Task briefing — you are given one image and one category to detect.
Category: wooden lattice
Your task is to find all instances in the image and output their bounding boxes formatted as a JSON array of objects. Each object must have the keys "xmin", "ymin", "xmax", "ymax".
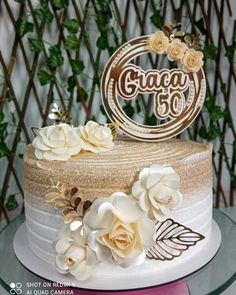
[{"xmin": 0, "ymin": 0, "xmax": 235, "ymax": 224}]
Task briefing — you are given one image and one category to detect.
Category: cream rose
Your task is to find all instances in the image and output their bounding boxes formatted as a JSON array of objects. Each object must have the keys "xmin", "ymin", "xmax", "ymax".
[
  {"xmin": 182, "ymin": 49, "xmax": 204, "ymax": 72},
  {"xmin": 167, "ymin": 38, "xmax": 188, "ymax": 61},
  {"xmin": 54, "ymin": 225, "xmax": 99, "ymax": 281},
  {"xmin": 83, "ymin": 192, "xmax": 155, "ymax": 267},
  {"xmin": 132, "ymin": 165, "xmax": 183, "ymax": 220},
  {"xmin": 79, "ymin": 121, "xmax": 114, "ymax": 153},
  {"xmin": 32, "ymin": 123, "xmax": 81, "ymax": 161},
  {"xmin": 148, "ymin": 31, "xmax": 169, "ymax": 54}
]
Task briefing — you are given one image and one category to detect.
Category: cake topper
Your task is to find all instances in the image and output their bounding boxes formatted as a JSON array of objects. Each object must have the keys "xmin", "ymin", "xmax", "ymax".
[{"xmin": 101, "ymin": 24, "xmax": 206, "ymax": 141}]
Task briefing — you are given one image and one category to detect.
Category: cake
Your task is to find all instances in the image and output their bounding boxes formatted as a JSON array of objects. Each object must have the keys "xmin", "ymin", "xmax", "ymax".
[{"xmin": 23, "ymin": 26, "xmax": 213, "ymax": 283}]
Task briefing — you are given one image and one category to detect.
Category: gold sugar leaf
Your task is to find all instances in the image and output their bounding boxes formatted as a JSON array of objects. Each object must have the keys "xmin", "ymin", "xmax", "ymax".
[
  {"xmin": 55, "ymin": 202, "xmax": 68, "ymax": 209},
  {"xmin": 45, "ymin": 182, "xmax": 92, "ymax": 224},
  {"xmin": 45, "ymin": 192, "xmax": 64, "ymax": 202},
  {"xmin": 70, "ymin": 195, "xmax": 81, "ymax": 208},
  {"xmin": 146, "ymin": 219, "xmax": 205, "ymax": 261},
  {"xmin": 162, "ymin": 25, "xmax": 172, "ymax": 37},
  {"xmin": 83, "ymin": 200, "xmax": 92, "ymax": 214},
  {"xmin": 175, "ymin": 31, "xmax": 185, "ymax": 37},
  {"xmin": 70, "ymin": 187, "xmax": 78, "ymax": 196},
  {"xmin": 63, "ymin": 208, "xmax": 74, "ymax": 215},
  {"xmin": 184, "ymin": 35, "xmax": 192, "ymax": 44},
  {"xmin": 106, "ymin": 122, "xmax": 120, "ymax": 139}
]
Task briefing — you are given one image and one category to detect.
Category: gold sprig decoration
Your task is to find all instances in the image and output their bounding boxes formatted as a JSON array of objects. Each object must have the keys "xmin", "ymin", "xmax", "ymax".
[
  {"xmin": 162, "ymin": 22, "xmax": 201, "ymax": 50},
  {"xmin": 48, "ymin": 103, "xmax": 72, "ymax": 125},
  {"xmin": 106, "ymin": 121, "xmax": 120, "ymax": 139},
  {"xmin": 45, "ymin": 181, "xmax": 92, "ymax": 224}
]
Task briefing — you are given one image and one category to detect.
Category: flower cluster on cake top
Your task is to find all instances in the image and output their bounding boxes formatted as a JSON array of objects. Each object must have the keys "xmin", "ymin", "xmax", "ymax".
[
  {"xmin": 148, "ymin": 23, "xmax": 204, "ymax": 72},
  {"xmin": 32, "ymin": 104, "xmax": 115, "ymax": 161}
]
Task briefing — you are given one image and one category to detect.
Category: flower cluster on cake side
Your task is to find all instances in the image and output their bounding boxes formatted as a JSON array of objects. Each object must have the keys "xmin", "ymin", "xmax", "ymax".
[{"xmin": 53, "ymin": 164, "xmax": 183, "ymax": 281}]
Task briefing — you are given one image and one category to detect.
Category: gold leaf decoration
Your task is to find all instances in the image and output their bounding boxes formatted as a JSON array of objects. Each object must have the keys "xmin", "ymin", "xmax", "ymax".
[
  {"xmin": 106, "ymin": 122, "xmax": 120, "ymax": 139},
  {"xmin": 146, "ymin": 219, "xmax": 205, "ymax": 261},
  {"xmin": 45, "ymin": 183, "xmax": 92, "ymax": 224}
]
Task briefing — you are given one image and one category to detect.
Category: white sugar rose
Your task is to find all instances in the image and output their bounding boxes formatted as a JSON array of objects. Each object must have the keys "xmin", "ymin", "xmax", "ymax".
[
  {"xmin": 132, "ymin": 165, "xmax": 183, "ymax": 220},
  {"xmin": 79, "ymin": 121, "xmax": 114, "ymax": 153},
  {"xmin": 54, "ymin": 225, "xmax": 99, "ymax": 281},
  {"xmin": 182, "ymin": 49, "xmax": 204, "ymax": 72},
  {"xmin": 149, "ymin": 31, "xmax": 169, "ymax": 54},
  {"xmin": 32, "ymin": 123, "xmax": 81, "ymax": 161},
  {"xmin": 167, "ymin": 38, "xmax": 188, "ymax": 61},
  {"xmin": 83, "ymin": 192, "xmax": 155, "ymax": 267}
]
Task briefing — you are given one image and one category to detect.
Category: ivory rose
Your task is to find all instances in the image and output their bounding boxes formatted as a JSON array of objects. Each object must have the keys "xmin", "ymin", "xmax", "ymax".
[
  {"xmin": 132, "ymin": 164, "xmax": 183, "ymax": 220},
  {"xmin": 79, "ymin": 121, "xmax": 114, "ymax": 153},
  {"xmin": 182, "ymin": 49, "xmax": 204, "ymax": 72},
  {"xmin": 149, "ymin": 31, "xmax": 169, "ymax": 54},
  {"xmin": 83, "ymin": 192, "xmax": 155, "ymax": 267},
  {"xmin": 32, "ymin": 123, "xmax": 81, "ymax": 161},
  {"xmin": 54, "ymin": 225, "xmax": 99, "ymax": 281},
  {"xmin": 167, "ymin": 38, "xmax": 188, "ymax": 61}
]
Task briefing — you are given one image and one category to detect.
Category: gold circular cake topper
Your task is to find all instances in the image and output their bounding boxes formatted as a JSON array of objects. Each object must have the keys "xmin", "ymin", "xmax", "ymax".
[{"xmin": 101, "ymin": 30, "xmax": 206, "ymax": 142}]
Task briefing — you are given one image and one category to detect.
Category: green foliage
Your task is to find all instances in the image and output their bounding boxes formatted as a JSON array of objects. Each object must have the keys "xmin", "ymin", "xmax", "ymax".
[
  {"xmin": 0, "ymin": 110, "xmax": 10, "ymax": 158},
  {"xmin": 100, "ymin": 105, "xmax": 107, "ymax": 116},
  {"xmin": 0, "ymin": 110, "xmax": 4, "ymax": 122},
  {"xmin": 95, "ymin": 3, "xmax": 112, "ymax": 51},
  {"xmin": 34, "ymin": 2, "xmax": 54, "ymax": 23},
  {"xmin": 194, "ymin": 18, "xmax": 207, "ymax": 35},
  {"xmin": 37, "ymin": 70, "xmax": 54, "ymax": 85},
  {"xmin": 145, "ymin": 114, "xmax": 157, "ymax": 126},
  {"xmin": 203, "ymin": 44, "xmax": 218, "ymax": 60},
  {"xmin": 70, "ymin": 60, "xmax": 85, "ymax": 75},
  {"xmin": 77, "ymin": 87, "xmax": 88, "ymax": 102},
  {"xmin": 67, "ymin": 75, "xmax": 77, "ymax": 93},
  {"xmin": 51, "ymin": 0, "xmax": 69, "ymax": 9},
  {"xmin": 220, "ymin": 83, "xmax": 227, "ymax": 96},
  {"xmin": 15, "ymin": 17, "xmax": 34, "ymax": 38},
  {"xmin": 225, "ymin": 45, "xmax": 235, "ymax": 63},
  {"xmin": 231, "ymin": 174, "xmax": 236, "ymax": 188},
  {"xmin": 0, "ymin": 142, "xmax": 10, "ymax": 157},
  {"xmin": 63, "ymin": 19, "xmax": 80, "ymax": 34},
  {"xmin": 97, "ymin": 35, "xmax": 109, "ymax": 50},
  {"xmin": 135, "ymin": 100, "xmax": 141, "ymax": 113},
  {"xmin": 150, "ymin": 10, "xmax": 164, "ymax": 29},
  {"xmin": 47, "ymin": 45, "xmax": 64, "ymax": 69},
  {"xmin": 122, "ymin": 104, "xmax": 135, "ymax": 118},
  {"xmin": 5, "ymin": 195, "xmax": 18, "ymax": 211},
  {"xmin": 64, "ymin": 35, "xmax": 80, "ymax": 50},
  {"xmin": 28, "ymin": 38, "xmax": 44, "ymax": 54}
]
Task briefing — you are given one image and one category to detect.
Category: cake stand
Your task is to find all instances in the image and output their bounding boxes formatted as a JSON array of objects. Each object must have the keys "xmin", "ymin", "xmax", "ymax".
[{"xmin": 0, "ymin": 209, "xmax": 235, "ymax": 295}]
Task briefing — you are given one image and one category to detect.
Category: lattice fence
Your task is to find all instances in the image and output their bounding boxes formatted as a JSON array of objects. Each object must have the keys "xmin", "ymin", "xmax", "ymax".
[{"xmin": 0, "ymin": 0, "xmax": 235, "ymax": 225}]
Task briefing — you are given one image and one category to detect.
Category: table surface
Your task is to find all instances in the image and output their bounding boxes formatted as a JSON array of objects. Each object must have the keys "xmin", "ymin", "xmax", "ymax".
[{"xmin": 0, "ymin": 209, "xmax": 235, "ymax": 295}]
